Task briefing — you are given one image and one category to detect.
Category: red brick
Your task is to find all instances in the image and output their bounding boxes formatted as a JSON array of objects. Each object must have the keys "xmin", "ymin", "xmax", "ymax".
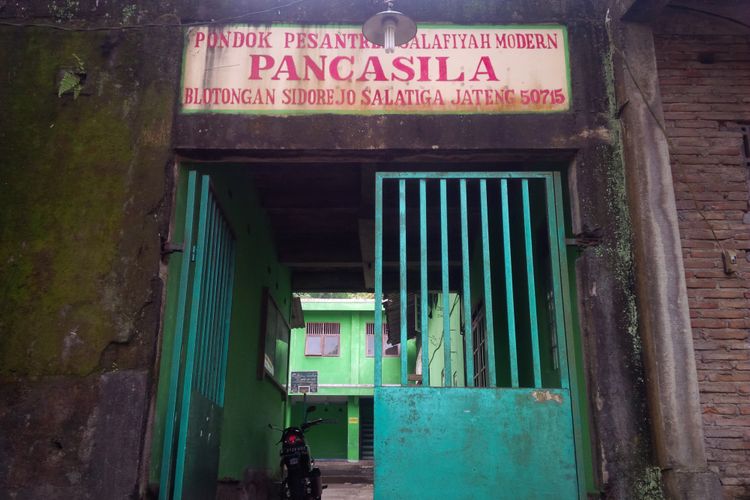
[
  {"xmin": 700, "ymin": 382, "xmax": 742, "ymax": 393},
  {"xmin": 708, "ymin": 372, "xmax": 750, "ymax": 382},
  {"xmin": 702, "ymin": 351, "xmax": 750, "ymax": 361},
  {"xmin": 656, "ymin": 32, "xmax": 750, "ymax": 497},
  {"xmin": 703, "ymin": 404, "xmax": 740, "ymax": 415}
]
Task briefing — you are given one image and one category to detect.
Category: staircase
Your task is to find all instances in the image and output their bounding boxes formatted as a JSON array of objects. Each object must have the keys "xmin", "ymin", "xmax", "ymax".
[{"xmin": 359, "ymin": 398, "xmax": 374, "ymax": 460}]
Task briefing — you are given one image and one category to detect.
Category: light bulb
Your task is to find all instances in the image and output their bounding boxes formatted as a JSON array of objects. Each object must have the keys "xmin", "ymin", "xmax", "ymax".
[{"xmin": 384, "ymin": 18, "xmax": 396, "ymax": 54}]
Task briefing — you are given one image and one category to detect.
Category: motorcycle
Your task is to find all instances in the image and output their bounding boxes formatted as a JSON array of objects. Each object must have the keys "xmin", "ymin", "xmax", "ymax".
[{"xmin": 269, "ymin": 403, "xmax": 331, "ymax": 499}]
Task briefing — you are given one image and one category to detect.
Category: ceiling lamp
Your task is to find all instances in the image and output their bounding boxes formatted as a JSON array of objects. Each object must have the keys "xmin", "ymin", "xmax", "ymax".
[{"xmin": 362, "ymin": 1, "xmax": 418, "ymax": 54}]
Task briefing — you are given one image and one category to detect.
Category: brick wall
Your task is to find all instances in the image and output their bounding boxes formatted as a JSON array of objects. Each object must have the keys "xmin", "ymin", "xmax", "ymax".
[{"xmin": 655, "ymin": 33, "xmax": 750, "ymax": 498}]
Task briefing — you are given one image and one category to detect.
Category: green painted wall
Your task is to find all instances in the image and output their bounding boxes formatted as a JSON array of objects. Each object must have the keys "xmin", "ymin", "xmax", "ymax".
[
  {"xmin": 290, "ymin": 402, "xmax": 348, "ymax": 459},
  {"xmin": 288, "ymin": 301, "xmax": 416, "ymax": 462},
  {"xmin": 150, "ymin": 165, "xmax": 292, "ymax": 483},
  {"xmin": 425, "ymin": 294, "xmax": 465, "ymax": 387}
]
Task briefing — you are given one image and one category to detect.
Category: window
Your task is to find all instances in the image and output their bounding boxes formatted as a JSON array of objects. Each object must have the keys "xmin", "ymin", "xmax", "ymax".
[
  {"xmin": 471, "ymin": 303, "xmax": 488, "ymax": 387},
  {"xmin": 365, "ymin": 323, "xmax": 400, "ymax": 357},
  {"xmin": 305, "ymin": 322, "xmax": 340, "ymax": 356}
]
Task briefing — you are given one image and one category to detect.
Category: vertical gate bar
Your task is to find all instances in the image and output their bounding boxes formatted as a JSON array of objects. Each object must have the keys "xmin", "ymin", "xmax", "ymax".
[
  {"xmin": 553, "ymin": 172, "xmax": 586, "ymax": 500},
  {"xmin": 479, "ymin": 180, "xmax": 497, "ymax": 387},
  {"xmin": 374, "ymin": 175, "xmax": 384, "ymax": 389},
  {"xmin": 440, "ymin": 179, "xmax": 452, "ymax": 387},
  {"xmin": 173, "ymin": 175, "xmax": 211, "ymax": 499},
  {"xmin": 212, "ymin": 222, "xmax": 230, "ymax": 404},
  {"xmin": 419, "ymin": 179, "xmax": 430, "ymax": 387},
  {"xmin": 209, "ymin": 217, "xmax": 228, "ymax": 403},
  {"xmin": 215, "ymin": 221, "xmax": 232, "ymax": 401},
  {"xmin": 159, "ymin": 170, "xmax": 197, "ymax": 500},
  {"xmin": 544, "ymin": 176, "xmax": 570, "ymax": 390},
  {"xmin": 201, "ymin": 201, "xmax": 220, "ymax": 398},
  {"xmin": 460, "ymin": 179, "xmax": 475, "ymax": 387},
  {"xmin": 522, "ymin": 180, "xmax": 543, "ymax": 388},
  {"xmin": 195, "ymin": 201, "xmax": 215, "ymax": 395},
  {"xmin": 399, "ymin": 179, "xmax": 408, "ymax": 387},
  {"xmin": 501, "ymin": 180, "xmax": 520, "ymax": 388},
  {"xmin": 208, "ymin": 202, "xmax": 224, "ymax": 400},
  {"xmin": 218, "ymin": 234, "xmax": 236, "ymax": 406}
]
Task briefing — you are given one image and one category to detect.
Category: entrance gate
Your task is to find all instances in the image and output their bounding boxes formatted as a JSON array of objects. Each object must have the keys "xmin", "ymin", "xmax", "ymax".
[
  {"xmin": 159, "ymin": 171, "xmax": 236, "ymax": 500},
  {"xmin": 373, "ymin": 172, "xmax": 583, "ymax": 499}
]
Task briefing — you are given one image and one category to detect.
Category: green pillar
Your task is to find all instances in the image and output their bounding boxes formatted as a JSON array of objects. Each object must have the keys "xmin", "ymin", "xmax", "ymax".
[
  {"xmin": 284, "ymin": 399, "xmax": 292, "ymax": 427},
  {"xmin": 347, "ymin": 397, "xmax": 360, "ymax": 462}
]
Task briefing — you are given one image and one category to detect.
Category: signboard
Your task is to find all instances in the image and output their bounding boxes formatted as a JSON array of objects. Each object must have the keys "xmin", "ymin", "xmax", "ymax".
[
  {"xmin": 181, "ymin": 24, "xmax": 570, "ymax": 114},
  {"xmin": 290, "ymin": 371, "xmax": 319, "ymax": 393}
]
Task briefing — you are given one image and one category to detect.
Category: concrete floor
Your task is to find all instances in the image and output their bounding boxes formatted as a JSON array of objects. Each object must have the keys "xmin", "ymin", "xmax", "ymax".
[{"xmin": 323, "ymin": 483, "xmax": 374, "ymax": 499}]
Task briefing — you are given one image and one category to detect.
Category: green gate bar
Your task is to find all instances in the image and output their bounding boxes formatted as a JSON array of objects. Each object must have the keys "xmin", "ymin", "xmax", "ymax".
[
  {"xmin": 554, "ymin": 172, "xmax": 587, "ymax": 500},
  {"xmin": 419, "ymin": 180, "xmax": 429, "ymax": 387},
  {"xmin": 206, "ymin": 209, "xmax": 224, "ymax": 403},
  {"xmin": 216, "ymin": 218, "xmax": 233, "ymax": 401},
  {"xmin": 374, "ymin": 176, "xmax": 384, "ymax": 388},
  {"xmin": 197, "ymin": 203, "xmax": 218, "ymax": 397},
  {"xmin": 173, "ymin": 175, "xmax": 211, "ymax": 499},
  {"xmin": 211, "ymin": 219, "xmax": 228, "ymax": 401},
  {"xmin": 479, "ymin": 180, "xmax": 498, "ymax": 388},
  {"xmin": 459, "ymin": 180, "xmax": 475, "ymax": 387},
  {"xmin": 545, "ymin": 176, "xmax": 570, "ymax": 391},
  {"xmin": 440, "ymin": 179, "xmax": 452, "ymax": 387},
  {"xmin": 399, "ymin": 179, "xmax": 408, "ymax": 387},
  {"xmin": 213, "ymin": 221, "xmax": 231, "ymax": 402},
  {"xmin": 500, "ymin": 180, "xmax": 519, "ymax": 388},
  {"xmin": 210, "ymin": 204, "xmax": 225, "ymax": 400},
  {"xmin": 159, "ymin": 171, "xmax": 197, "ymax": 500},
  {"xmin": 522, "ymin": 180, "xmax": 543, "ymax": 388},
  {"xmin": 218, "ymin": 232, "xmax": 236, "ymax": 404}
]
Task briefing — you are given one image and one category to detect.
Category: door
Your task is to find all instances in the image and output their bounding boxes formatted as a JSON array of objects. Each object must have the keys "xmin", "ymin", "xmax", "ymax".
[
  {"xmin": 373, "ymin": 172, "xmax": 583, "ymax": 499},
  {"xmin": 159, "ymin": 171, "xmax": 236, "ymax": 500}
]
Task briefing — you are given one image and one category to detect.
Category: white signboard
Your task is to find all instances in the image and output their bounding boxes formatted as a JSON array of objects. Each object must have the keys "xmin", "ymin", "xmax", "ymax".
[{"xmin": 181, "ymin": 24, "xmax": 571, "ymax": 114}]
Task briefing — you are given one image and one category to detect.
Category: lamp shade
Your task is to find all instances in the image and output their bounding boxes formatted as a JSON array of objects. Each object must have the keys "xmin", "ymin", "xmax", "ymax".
[{"xmin": 362, "ymin": 8, "xmax": 417, "ymax": 52}]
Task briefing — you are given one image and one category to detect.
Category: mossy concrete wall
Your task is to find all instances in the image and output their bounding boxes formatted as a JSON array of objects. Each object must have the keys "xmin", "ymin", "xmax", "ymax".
[{"xmin": 0, "ymin": 12, "xmax": 181, "ymax": 498}]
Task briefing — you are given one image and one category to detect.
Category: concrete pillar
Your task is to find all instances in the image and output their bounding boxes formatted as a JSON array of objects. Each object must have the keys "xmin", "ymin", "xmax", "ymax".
[
  {"xmin": 347, "ymin": 397, "xmax": 360, "ymax": 462},
  {"xmin": 609, "ymin": 17, "xmax": 723, "ymax": 499}
]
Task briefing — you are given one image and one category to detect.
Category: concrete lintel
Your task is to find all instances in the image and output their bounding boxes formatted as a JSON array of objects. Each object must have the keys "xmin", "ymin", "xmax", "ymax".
[{"xmin": 609, "ymin": 20, "xmax": 723, "ymax": 500}]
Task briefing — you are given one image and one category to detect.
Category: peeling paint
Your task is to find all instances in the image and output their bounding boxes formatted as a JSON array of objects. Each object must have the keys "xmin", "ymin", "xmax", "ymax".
[{"xmin": 531, "ymin": 390, "xmax": 563, "ymax": 404}]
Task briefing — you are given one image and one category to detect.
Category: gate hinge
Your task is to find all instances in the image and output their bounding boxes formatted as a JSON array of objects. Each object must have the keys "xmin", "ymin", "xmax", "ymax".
[
  {"xmin": 565, "ymin": 228, "xmax": 603, "ymax": 249},
  {"xmin": 191, "ymin": 245, "xmax": 197, "ymax": 262},
  {"xmin": 565, "ymin": 237, "xmax": 601, "ymax": 248},
  {"xmin": 160, "ymin": 241, "xmax": 184, "ymax": 257}
]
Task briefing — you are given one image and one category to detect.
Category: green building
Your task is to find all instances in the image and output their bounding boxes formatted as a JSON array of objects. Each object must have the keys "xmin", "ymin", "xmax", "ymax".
[{"xmin": 286, "ymin": 297, "xmax": 461, "ymax": 462}]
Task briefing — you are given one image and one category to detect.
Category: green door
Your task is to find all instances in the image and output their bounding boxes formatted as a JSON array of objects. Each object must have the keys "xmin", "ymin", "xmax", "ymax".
[
  {"xmin": 159, "ymin": 171, "xmax": 236, "ymax": 500},
  {"xmin": 373, "ymin": 172, "xmax": 583, "ymax": 499}
]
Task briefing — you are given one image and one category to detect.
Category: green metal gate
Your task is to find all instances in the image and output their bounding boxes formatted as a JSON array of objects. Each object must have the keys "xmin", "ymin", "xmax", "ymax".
[
  {"xmin": 159, "ymin": 171, "xmax": 236, "ymax": 500},
  {"xmin": 373, "ymin": 172, "xmax": 583, "ymax": 499}
]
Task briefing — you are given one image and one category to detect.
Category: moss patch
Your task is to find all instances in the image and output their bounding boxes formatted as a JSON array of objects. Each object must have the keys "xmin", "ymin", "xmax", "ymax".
[{"xmin": 0, "ymin": 27, "xmax": 178, "ymax": 377}]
